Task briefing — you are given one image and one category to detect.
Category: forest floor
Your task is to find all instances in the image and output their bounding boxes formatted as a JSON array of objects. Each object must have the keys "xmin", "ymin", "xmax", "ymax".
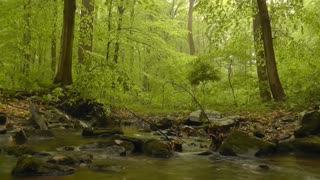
[{"xmin": 0, "ymin": 97, "xmax": 301, "ymax": 145}]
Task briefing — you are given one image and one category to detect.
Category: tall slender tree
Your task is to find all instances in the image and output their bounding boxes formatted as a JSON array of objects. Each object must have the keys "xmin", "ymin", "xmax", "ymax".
[
  {"xmin": 51, "ymin": 0, "xmax": 58, "ymax": 72},
  {"xmin": 113, "ymin": 0, "xmax": 125, "ymax": 63},
  {"xmin": 54, "ymin": 0, "xmax": 76, "ymax": 85},
  {"xmin": 187, "ymin": 0, "xmax": 196, "ymax": 55},
  {"xmin": 257, "ymin": 0, "xmax": 286, "ymax": 101},
  {"xmin": 78, "ymin": 0, "xmax": 94, "ymax": 64}
]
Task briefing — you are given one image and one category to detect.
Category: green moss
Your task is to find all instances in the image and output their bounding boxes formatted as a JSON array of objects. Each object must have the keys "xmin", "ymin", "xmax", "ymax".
[
  {"xmin": 143, "ymin": 139, "xmax": 172, "ymax": 158},
  {"xmin": 277, "ymin": 137, "xmax": 320, "ymax": 154},
  {"xmin": 218, "ymin": 130, "xmax": 276, "ymax": 157}
]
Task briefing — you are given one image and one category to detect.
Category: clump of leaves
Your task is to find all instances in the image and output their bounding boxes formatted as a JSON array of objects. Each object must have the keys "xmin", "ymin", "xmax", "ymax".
[
  {"xmin": 187, "ymin": 58, "xmax": 220, "ymax": 86},
  {"xmin": 41, "ymin": 87, "xmax": 65, "ymax": 103}
]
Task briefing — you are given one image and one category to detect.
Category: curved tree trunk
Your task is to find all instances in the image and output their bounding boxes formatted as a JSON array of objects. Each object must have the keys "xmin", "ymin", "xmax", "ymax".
[
  {"xmin": 187, "ymin": 0, "xmax": 196, "ymax": 55},
  {"xmin": 257, "ymin": 0, "xmax": 286, "ymax": 101},
  {"xmin": 54, "ymin": 0, "xmax": 76, "ymax": 85},
  {"xmin": 253, "ymin": 13, "xmax": 271, "ymax": 102},
  {"xmin": 78, "ymin": 0, "xmax": 94, "ymax": 64}
]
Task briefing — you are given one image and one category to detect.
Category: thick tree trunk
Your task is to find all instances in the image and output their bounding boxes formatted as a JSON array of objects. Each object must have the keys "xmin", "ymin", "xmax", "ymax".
[
  {"xmin": 253, "ymin": 13, "xmax": 271, "ymax": 102},
  {"xmin": 54, "ymin": 0, "xmax": 76, "ymax": 85},
  {"xmin": 187, "ymin": 0, "xmax": 196, "ymax": 55},
  {"xmin": 51, "ymin": 0, "xmax": 58, "ymax": 73},
  {"xmin": 113, "ymin": 0, "xmax": 125, "ymax": 64},
  {"xmin": 78, "ymin": 0, "xmax": 94, "ymax": 64},
  {"xmin": 257, "ymin": 0, "xmax": 286, "ymax": 101}
]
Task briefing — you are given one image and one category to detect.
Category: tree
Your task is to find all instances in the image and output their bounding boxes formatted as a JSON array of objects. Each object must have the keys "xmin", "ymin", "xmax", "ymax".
[
  {"xmin": 21, "ymin": 0, "xmax": 32, "ymax": 75},
  {"xmin": 78, "ymin": 0, "xmax": 94, "ymax": 64},
  {"xmin": 54, "ymin": 0, "xmax": 76, "ymax": 85},
  {"xmin": 113, "ymin": 0, "xmax": 126, "ymax": 63},
  {"xmin": 257, "ymin": 0, "xmax": 286, "ymax": 101},
  {"xmin": 253, "ymin": 6, "xmax": 271, "ymax": 102},
  {"xmin": 187, "ymin": 0, "xmax": 196, "ymax": 55},
  {"xmin": 51, "ymin": 0, "xmax": 58, "ymax": 72}
]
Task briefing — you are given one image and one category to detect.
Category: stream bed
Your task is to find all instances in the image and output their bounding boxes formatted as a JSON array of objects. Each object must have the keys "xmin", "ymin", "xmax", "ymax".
[{"xmin": 1, "ymin": 129, "xmax": 320, "ymax": 180}]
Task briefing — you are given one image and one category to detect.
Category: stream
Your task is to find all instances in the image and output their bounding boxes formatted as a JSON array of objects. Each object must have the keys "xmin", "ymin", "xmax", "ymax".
[{"xmin": 1, "ymin": 129, "xmax": 320, "ymax": 180}]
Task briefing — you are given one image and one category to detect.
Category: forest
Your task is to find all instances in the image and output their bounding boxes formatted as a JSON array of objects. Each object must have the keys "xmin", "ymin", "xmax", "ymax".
[{"xmin": 0, "ymin": 0, "xmax": 320, "ymax": 179}]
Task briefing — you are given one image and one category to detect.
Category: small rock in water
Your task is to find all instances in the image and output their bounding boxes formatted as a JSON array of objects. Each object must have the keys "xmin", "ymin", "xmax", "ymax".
[
  {"xmin": 0, "ymin": 114, "xmax": 7, "ymax": 125},
  {"xmin": 258, "ymin": 164, "xmax": 270, "ymax": 171}
]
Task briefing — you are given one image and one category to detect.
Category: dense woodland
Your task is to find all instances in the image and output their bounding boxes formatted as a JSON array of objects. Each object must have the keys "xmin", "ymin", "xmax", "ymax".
[{"xmin": 1, "ymin": 0, "xmax": 319, "ymax": 113}]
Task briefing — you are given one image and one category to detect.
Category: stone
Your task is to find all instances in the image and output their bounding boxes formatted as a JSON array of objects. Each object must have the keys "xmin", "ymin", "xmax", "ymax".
[
  {"xmin": 151, "ymin": 117, "xmax": 175, "ymax": 130},
  {"xmin": 253, "ymin": 131, "xmax": 265, "ymax": 139},
  {"xmin": 13, "ymin": 129, "xmax": 28, "ymax": 145},
  {"xmin": 47, "ymin": 153, "xmax": 92, "ymax": 166},
  {"xmin": 82, "ymin": 127, "xmax": 123, "ymax": 137},
  {"xmin": 12, "ymin": 155, "xmax": 75, "ymax": 176},
  {"xmin": 294, "ymin": 111, "xmax": 320, "ymax": 138},
  {"xmin": 0, "ymin": 126, "xmax": 7, "ymax": 134},
  {"xmin": 218, "ymin": 130, "xmax": 276, "ymax": 157},
  {"xmin": 0, "ymin": 114, "xmax": 7, "ymax": 125},
  {"xmin": 208, "ymin": 118, "xmax": 236, "ymax": 129},
  {"xmin": 277, "ymin": 137, "xmax": 320, "ymax": 154},
  {"xmin": 116, "ymin": 136, "xmax": 144, "ymax": 153},
  {"xmin": 143, "ymin": 139, "xmax": 172, "ymax": 158},
  {"xmin": 4, "ymin": 145, "xmax": 36, "ymax": 157},
  {"xmin": 188, "ymin": 110, "xmax": 221, "ymax": 125}
]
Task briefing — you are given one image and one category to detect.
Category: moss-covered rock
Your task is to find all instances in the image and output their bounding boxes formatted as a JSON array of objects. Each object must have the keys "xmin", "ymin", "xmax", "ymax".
[
  {"xmin": 294, "ymin": 111, "xmax": 320, "ymax": 138},
  {"xmin": 3, "ymin": 145, "xmax": 37, "ymax": 157},
  {"xmin": 277, "ymin": 137, "xmax": 320, "ymax": 154},
  {"xmin": 115, "ymin": 136, "xmax": 144, "ymax": 153},
  {"xmin": 12, "ymin": 155, "xmax": 75, "ymax": 176},
  {"xmin": 143, "ymin": 139, "xmax": 172, "ymax": 158},
  {"xmin": 47, "ymin": 153, "xmax": 93, "ymax": 166},
  {"xmin": 218, "ymin": 130, "xmax": 276, "ymax": 157},
  {"xmin": 151, "ymin": 117, "xmax": 175, "ymax": 130},
  {"xmin": 82, "ymin": 127, "xmax": 123, "ymax": 137}
]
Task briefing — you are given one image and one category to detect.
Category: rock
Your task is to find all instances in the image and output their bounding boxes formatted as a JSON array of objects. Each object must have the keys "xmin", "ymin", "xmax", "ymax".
[
  {"xmin": 294, "ymin": 111, "xmax": 320, "ymax": 138},
  {"xmin": 253, "ymin": 131, "xmax": 265, "ymax": 139},
  {"xmin": 143, "ymin": 139, "xmax": 172, "ymax": 158},
  {"xmin": 89, "ymin": 162, "xmax": 125, "ymax": 172},
  {"xmin": 151, "ymin": 117, "xmax": 175, "ymax": 130},
  {"xmin": 47, "ymin": 153, "xmax": 92, "ymax": 166},
  {"xmin": 187, "ymin": 110, "xmax": 221, "ymax": 126},
  {"xmin": 13, "ymin": 129, "xmax": 28, "ymax": 144},
  {"xmin": 116, "ymin": 136, "xmax": 144, "ymax": 153},
  {"xmin": 56, "ymin": 146, "xmax": 80, "ymax": 152},
  {"xmin": 277, "ymin": 137, "xmax": 320, "ymax": 154},
  {"xmin": 0, "ymin": 114, "xmax": 7, "ymax": 125},
  {"xmin": 0, "ymin": 126, "xmax": 7, "ymax": 134},
  {"xmin": 24, "ymin": 129, "xmax": 55, "ymax": 139},
  {"xmin": 218, "ymin": 130, "xmax": 276, "ymax": 157},
  {"xmin": 12, "ymin": 155, "xmax": 75, "ymax": 176},
  {"xmin": 81, "ymin": 139, "xmax": 134, "ymax": 156},
  {"xmin": 4, "ymin": 145, "xmax": 36, "ymax": 157},
  {"xmin": 82, "ymin": 127, "xmax": 123, "ymax": 137},
  {"xmin": 197, "ymin": 151, "xmax": 213, "ymax": 156},
  {"xmin": 279, "ymin": 133, "xmax": 291, "ymax": 141},
  {"xmin": 208, "ymin": 118, "xmax": 237, "ymax": 129},
  {"xmin": 258, "ymin": 164, "xmax": 270, "ymax": 171}
]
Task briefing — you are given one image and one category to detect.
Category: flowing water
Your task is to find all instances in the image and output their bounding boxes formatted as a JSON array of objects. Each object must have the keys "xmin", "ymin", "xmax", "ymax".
[{"xmin": 1, "ymin": 129, "xmax": 320, "ymax": 180}]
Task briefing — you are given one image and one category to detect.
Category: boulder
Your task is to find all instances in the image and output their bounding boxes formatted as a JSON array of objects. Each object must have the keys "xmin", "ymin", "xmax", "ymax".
[
  {"xmin": 218, "ymin": 130, "xmax": 276, "ymax": 157},
  {"xmin": 80, "ymin": 139, "xmax": 134, "ymax": 156},
  {"xmin": 277, "ymin": 137, "xmax": 320, "ymax": 154},
  {"xmin": 13, "ymin": 129, "xmax": 28, "ymax": 145},
  {"xmin": 116, "ymin": 136, "xmax": 144, "ymax": 153},
  {"xmin": 12, "ymin": 155, "xmax": 75, "ymax": 176},
  {"xmin": 294, "ymin": 111, "xmax": 320, "ymax": 138},
  {"xmin": 0, "ymin": 126, "xmax": 6, "ymax": 134},
  {"xmin": 151, "ymin": 117, "xmax": 175, "ymax": 130},
  {"xmin": 82, "ymin": 127, "xmax": 123, "ymax": 137},
  {"xmin": 47, "ymin": 153, "xmax": 93, "ymax": 166},
  {"xmin": 187, "ymin": 110, "xmax": 221, "ymax": 126},
  {"xmin": 143, "ymin": 139, "xmax": 172, "ymax": 158}
]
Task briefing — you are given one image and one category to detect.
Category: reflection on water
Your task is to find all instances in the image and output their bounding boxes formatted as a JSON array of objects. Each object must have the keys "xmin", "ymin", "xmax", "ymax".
[{"xmin": 1, "ymin": 129, "xmax": 320, "ymax": 180}]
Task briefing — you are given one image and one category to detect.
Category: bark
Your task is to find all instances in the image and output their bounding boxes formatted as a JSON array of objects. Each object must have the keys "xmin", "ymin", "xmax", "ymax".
[
  {"xmin": 21, "ymin": 0, "xmax": 32, "ymax": 74},
  {"xmin": 54, "ymin": 0, "xmax": 76, "ymax": 85},
  {"xmin": 253, "ymin": 13, "xmax": 271, "ymax": 102},
  {"xmin": 187, "ymin": 0, "xmax": 196, "ymax": 55},
  {"xmin": 51, "ymin": 0, "xmax": 58, "ymax": 72},
  {"xmin": 78, "ymin": 0, "xmax": 94, "ymax": 64},
  {"xmin": 106, "ymin": 0, "xmax": 114, "ymax": 61},
  {"xmin": 113, "ymin": 0, "xmax": 125, "ymax": 63},
  {"xmin": 257, "ymin": 0, "xmax": 286, "ymax": 101}
]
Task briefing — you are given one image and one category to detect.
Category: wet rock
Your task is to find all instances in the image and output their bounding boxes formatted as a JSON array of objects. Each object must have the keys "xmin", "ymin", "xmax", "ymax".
[
  {"xmin": 151, "ymin": 117, "xmax": 175, "ymax": 130},
  {"xmin": 47, "ymin": 153, "xmax": 92, "ymax": 166},
  {"xmin": 277, "ymin": 137, "xmax": 320, "ymax": 154},
  {"xmin": 187, "ymin": 110, "xmax": 221, "ymax": 126},
  {"xmin": 12, "ymin": 155, "xmax": 75, "ymax": 176},
  {"xmin": 218, "ymin": 130, "xmax": 276, "ymax": 157},
  {"xmin": 13, "ymin": 129, "xmax": 28, "ymax": 145},
  {"xmin": 81, "ymin": 139, "xmax": 134, "ymax": 156},
  {"xmin": 116, "ymin": 136, "xmax": 144, "ymax": 153},
  {"xmin": 89, "ymin": 162, "xmax": 125, "ymax": 172},
  {"xmin": 258, "ymin": 164, "xmax": 270, "ymax": 171},
  {"xmin": 56, "ymin": 146, "xmax": 80, "ymax": 152},
  {"xmin": 24, "ymin": 129, "xmax": 55, "ymax": 139},
  {"xmin": 197, "ymin": 151, "xmax": 213, "ymax": 156},
  {"xmin": 143, "ymin": 139, "xmax": 172, "ymax": 158},
  {"xmin": 4, "ymin": 145, "xmax": 36, "ymax": 157},
  {"xmin": 0, "ymin": 114, "xmax": 7, "ymax": 125},
  {"xmin": 0, "ymin": 126, "xmax": 7, "ymax": 134},
  {"xmin": 279, "ymin": 133, "xmax": 291, "ymax": 141},
  {"xmin": 253, "ymin": 131, "xmax": 265, "ymax": 139},
  {"xmin": 208, "ymin": 118, "xmax": 237, "ymax": 129},
  {"xmin": 294, "ymin": 111, "xmax": 320, "ymax": 138},
  {"xmin": 82, "ymin": 127, "xmax": 123, "ymax": 137}
]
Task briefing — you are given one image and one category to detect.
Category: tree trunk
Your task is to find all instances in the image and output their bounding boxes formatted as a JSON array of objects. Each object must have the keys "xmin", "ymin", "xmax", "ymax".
[
  {"xmin": 257, "ymin": 0, "xmax": 286, "ymax": 101},
  {"xmin": 253, "ymin": 13, "xmax": 271, "ymax": 102},
  {"xmin": 106, "ymin": 0, "xmax": 114, "ymax": 61},
  {"xmin": 78, "ymin": 0, "xmax": 94, "ymax": 64},
  {"xmin": 54, "ymin": 0, "xmax": 76, "ymax": 85},
  {"xmin": 51, "ymin": 0, "xmax": 58, "ymax": 73},
  {"xmin": 187, "ymin": 0, "xmax": 196, "ymax": 55},
  {"xmin": 113, "ymin": 0, "xmax": 125, "ymax": 64},
  {"xmin": 21, "ymin": 0, "xmax": 32, "ymax": 75}
]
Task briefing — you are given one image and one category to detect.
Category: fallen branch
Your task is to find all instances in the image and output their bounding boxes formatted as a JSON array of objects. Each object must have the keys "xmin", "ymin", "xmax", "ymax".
[{"xmin": 29, "ymin": 103, "xmax": 48, "ymax": 130}]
